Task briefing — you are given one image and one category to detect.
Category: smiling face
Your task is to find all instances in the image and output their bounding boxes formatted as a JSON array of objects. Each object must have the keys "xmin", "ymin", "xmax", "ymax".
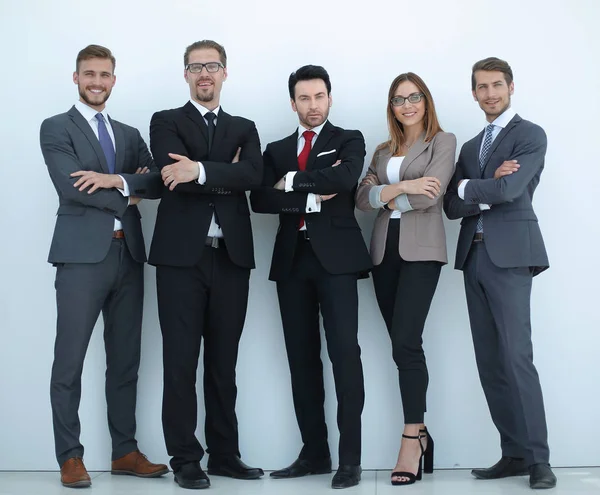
[
  {"xmin": 73, "ymin": 57, "xmax": 115, "ymax": 111},
  {"xmin": 290, "ymin": 78, "xmax": 332, "ymax": 129},
  {"xmin": 185, "ymin": 48, "xmax": 227, "ymax": 109},
  {"xmin": 473, "ymin": 70, "xmax": 514, "ymax": 121},
  {"xmin": 391, "ymin": 80, "xmax": 426, "ymax": 131}
]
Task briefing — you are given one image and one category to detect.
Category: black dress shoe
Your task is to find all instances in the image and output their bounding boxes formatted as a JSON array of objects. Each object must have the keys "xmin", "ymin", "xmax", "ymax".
[
  {"xmin": 270, "ymin": 457, "xmax": 332, "ymax": 478},
  {"xmin": 207, "ymin": 455, "xmax": 264, "ymax": 480},
  {"xmin": 173, "ymin": 462, "xmax": 210, "ymax": 490},
  {"xmin": 529, "ymin": 463, "xmax": 557, "ymax": 489},
  {"xmin": 471, "ymin": 456, "xmax": 529, "ymax": 479},
  {"xmin": 332, "ymin": 465, "xmax": 361, "ymax": 489}
]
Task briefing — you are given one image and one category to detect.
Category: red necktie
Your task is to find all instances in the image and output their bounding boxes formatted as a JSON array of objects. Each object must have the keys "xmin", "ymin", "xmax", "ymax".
[{"xmin": 298, "ymin": 130, "xmax": 316, "ymax": 229}]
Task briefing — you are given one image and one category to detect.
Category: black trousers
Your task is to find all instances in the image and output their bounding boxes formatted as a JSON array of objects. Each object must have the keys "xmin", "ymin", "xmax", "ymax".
[
  {"xmin": 51, "ymin": 238, "xmax": 142, "ymax": 466},
  {"xmin": 276, "ymin": 237, "xmax": 365, "ymax": 466},
  {"xmin": 372, "ymin": 220, "xmax": 442, "ymax": 424},
  {"xmin": 157, "ymin": 243, "xmax": 250, "ymax": 471},
  {"xmin": 464, "ymin": 241, "xmax": 549, "ymax": 465}
]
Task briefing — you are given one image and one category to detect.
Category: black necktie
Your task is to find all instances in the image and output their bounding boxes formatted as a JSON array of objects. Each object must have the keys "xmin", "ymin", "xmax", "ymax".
[{"xmin": 205, "ymin": 111, "xmax": 216, "ymax": 153}]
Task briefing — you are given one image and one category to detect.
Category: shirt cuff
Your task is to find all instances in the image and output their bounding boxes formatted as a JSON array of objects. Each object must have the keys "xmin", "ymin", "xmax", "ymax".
[
  {"xmin": 196, "ymin": 162, "xmax": 206, "ymax": 185},
  {"xmin": 117, "ymin": 175, "xmax": 130, "ymax": 197},
  {"xmin": 368, "ymin": 185, "xmax": 387, "ymax": 208},
  {"xmin": 285, "ymin": 171, "xmax": 297, "ymax": 192},
  {"xmin": 393, "ymin": 194, "xmax": 414, "ymax": 213},
  {"xmin": 458, "ymin": 179, "xmax": 469, "ymax": 200},
  {"xmin": 479, "ymin": 203, "xmax": 491, "ymax": 211},
  {"xmin": 306, "ymin": 193, "xmax": 321, "ymax": 213}
]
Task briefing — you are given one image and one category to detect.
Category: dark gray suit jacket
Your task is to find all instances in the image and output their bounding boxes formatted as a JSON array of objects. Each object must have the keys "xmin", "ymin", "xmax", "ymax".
[
  {"xmin": 40, "ymin": 106, "xmax": 162, "ymax": 264},
  {"xmin": 444, "ymin": 114, "xmax": 549, "ymax": 276}
]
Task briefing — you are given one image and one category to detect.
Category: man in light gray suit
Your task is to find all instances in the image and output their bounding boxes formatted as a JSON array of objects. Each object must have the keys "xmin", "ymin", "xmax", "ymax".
[
  {"xmin": 40, "ymin": 44, "xmax": 167, "ymax": 488},
  {"xmin": 444, "ymin": 57, "xmax": 556, "ymax": 490}
]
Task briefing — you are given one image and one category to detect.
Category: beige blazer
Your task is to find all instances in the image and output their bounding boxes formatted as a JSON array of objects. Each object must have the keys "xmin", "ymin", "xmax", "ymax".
[{"xmin": 356, "ymin": 132, "xmax": 456, "ymax": 265}]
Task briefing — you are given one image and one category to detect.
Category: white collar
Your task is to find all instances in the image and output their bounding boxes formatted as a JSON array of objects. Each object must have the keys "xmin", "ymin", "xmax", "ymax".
[
  {"xmin": 75, "ymin": 100, "xmax": 109, "ymax": 124},
  {"xmin": 189, "ymin": 100, "xmax": 220, "ymax": 118},
  {"xmin": 487, "ymin": 107, "xmax": 516, "ymax": 129},
  {"xmin": 297, "ymin": 120, "xmax": 327, "ymax": 140}
]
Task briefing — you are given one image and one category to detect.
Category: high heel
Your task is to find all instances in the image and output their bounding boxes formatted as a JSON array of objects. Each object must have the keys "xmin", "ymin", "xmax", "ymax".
[
  {"xmin": 420, "ymin": 427, "xmax": 434, "ymax": 474},
  {"xmin": 390, "ymin": 433, "xmax": 426, "ymax": 486}
]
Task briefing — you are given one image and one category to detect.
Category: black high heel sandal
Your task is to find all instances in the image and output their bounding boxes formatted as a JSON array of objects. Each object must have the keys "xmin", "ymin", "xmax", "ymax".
[
  {"xmin": 420, "ymin": 427, "xmax": 434, "ymax": 474},
  {"xmin": 390, "ymin": 433, "xmax": 426, "ymax": 486}
]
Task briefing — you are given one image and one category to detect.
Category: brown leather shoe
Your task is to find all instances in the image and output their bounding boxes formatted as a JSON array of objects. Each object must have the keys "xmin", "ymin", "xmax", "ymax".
[
  {"xmin": 61, "ymin": 457, "xmax": 91, "ymax": 488},
  {"xmin": 111, "ymin": 450, "xmax": 169, "ymax": 478}
]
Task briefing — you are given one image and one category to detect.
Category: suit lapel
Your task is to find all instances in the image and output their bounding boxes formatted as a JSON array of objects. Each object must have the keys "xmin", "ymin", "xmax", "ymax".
[
  {"xmin": 307, "ymin": 121, "xmax": 335, "ymax": 170},
  {"xmin": 481, "ymin": 114, "xmax": 522, "ymax": 176},
  {"xmin": 110, "ymin": 117, "xmax": 126, "ymax": 173},
  {"xmin": 212, "ymin": 109, "xmax": 231, "ymax": 159},
  {"xmin": 375, "ymin": 147, "xmax": 392, "ymax": 183},
  {"xmin": 68, "ymin": 106, "xmax": 110, "ymax": 173},
  {"xmin": 399, "ymin": 134, "xmax": 429, "ymax": 181},
  {"xmin": 184, "ymin": 101, "xmax": 209, "ymax": 146}
]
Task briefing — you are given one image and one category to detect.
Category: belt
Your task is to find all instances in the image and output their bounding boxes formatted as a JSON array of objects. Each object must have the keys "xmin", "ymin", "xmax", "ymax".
[
  {"xmin": 472, "ymin": 232, "xmax": 484, "ymax": 243},
  {"xmin": 205, "ymin": 236, "xmax": 225, "ymax": 248},
  {"xmin": 298, "ymin": 230, "xmax": 310, "ymax": 241},
  {"xmin": 113, "ymin": 230, "xmax": 125, "ymax": 239}
]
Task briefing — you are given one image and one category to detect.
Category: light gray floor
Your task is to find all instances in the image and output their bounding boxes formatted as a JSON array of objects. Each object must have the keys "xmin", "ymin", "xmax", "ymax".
[{"xmin": 0, "ymin": 468, "xmax": 599, "ymax": 495}]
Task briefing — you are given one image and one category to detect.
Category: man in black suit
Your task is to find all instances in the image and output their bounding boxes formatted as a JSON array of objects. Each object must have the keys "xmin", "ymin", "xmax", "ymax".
[
  {"xmin": 250, "ymin": 65, "xmax": 372, "ymax": 489},
  {"xmin": 444, "ymin": 57, "xmax": 556, "ymax": 489},
  {"xmin": 40, "ymin": 44, "xmax": 167, "ymax": 488},
  {"xmin": 148, "ymin": 40, "xmax": 263, "ymax": 490}
]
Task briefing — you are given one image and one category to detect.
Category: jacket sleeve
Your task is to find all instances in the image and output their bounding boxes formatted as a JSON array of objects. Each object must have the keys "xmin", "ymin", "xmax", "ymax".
[
  {"xmin": 118, "ymin": 128, "xmax": 163, "ymax": 199},
  {"xmin": 443, "ymin": 146, "xmax": 482, "ymax": 220},
  {"xmin": 40, "ymin": 118, "xmax": 128, "ymax": 217},
  {"xmin": 355, "ymin": 149, "xmax": 382, "ymax": 212}
]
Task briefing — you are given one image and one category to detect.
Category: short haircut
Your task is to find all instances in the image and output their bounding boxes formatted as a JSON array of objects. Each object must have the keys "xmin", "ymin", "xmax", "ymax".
[
  {"xmin": 76, "ymin": 44, "xmax": 116, "ymax": 73},
  {"xmin": 471, "ymin": 57, "xmax": 513, "ymax": 90},
  {"xmin": 288, "ymin": 65, "xmax": 331, "ymax": 99},
  {"xmin": 184, "ymin": 40, "xmax": 227, "ymax": 67}
]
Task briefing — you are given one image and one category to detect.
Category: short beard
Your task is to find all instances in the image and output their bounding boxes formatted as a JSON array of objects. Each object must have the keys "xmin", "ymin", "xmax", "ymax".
[
  {"xmin": 79, "ymin": 85, "xmax": 110, "ymax": 108},
  {"xmin": 299, "ymin": 109, "xmax": 329, "ymax": 130},
  {"xmin": 195, "ymin": 89, "xmax": 215, "ymax": 103},
  {"xmin": 484, "ymin": 98, "xmax": 510, "ymax": 120}
]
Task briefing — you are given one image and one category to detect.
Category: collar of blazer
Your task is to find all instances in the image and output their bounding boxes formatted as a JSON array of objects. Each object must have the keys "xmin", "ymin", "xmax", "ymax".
[
  {"xmin": 374, "ymin": 131, "xmax": 430, "ymax": 183},
  {"xmin": 183, "ymin": 101, "xmax": 232, "ymax": 156},
  {"xmin": 68, "ymin": 105, "xmax": 126, "ymax": 174},
  {"xmin": 476, "ymin": 113, "xmax": 522, "ymax": 177},
  {"xmin": 289, "ymin": 120, "xmax": 337, "ymax": 171}
]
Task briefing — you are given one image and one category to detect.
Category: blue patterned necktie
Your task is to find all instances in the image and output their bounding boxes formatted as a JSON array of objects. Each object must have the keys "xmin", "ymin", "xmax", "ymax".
[
  {"xmin": 96, "ymin": 113, "xmax": 116, "ymax": 174},
  {"xmin": 476, "ymin": 124, "xmax": 495, "ymax": 233}
]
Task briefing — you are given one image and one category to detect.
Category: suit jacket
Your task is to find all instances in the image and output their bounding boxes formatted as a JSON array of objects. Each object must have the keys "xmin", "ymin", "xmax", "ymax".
[
  {"xmin": 250, "ymin": 121, "xmax": 372, "ymax": 281},
  {"xmin": 443, "ymin": 114, "xmax": 549, "ymax": 275},
  {"xmin": 148, "ymin": 102, "xmax": 263, "ymax": 269},
  {"xmin": 40, "ymin": 106, "xmax": 162, "ymax": 264},
  {"xmin": 356, "ymin": 132, "xmax": 456, "ymax": 265}
]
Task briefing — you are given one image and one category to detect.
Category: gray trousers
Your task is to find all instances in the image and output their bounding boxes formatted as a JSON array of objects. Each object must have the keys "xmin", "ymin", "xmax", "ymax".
[
  {"xmin": 463, "ymin": 241, "xmax": 550, "ymax": 466},
  {"xmin": 50, "ymin": 238, "xmax": 143, "ymax": 466}
]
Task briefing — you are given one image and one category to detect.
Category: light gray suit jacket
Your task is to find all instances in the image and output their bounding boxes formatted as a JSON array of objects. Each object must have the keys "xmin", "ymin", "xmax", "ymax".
[
  {"xmin": 443, "ymin": 114, "xmax": 549, "ymax": 275},
  {"xmin": 356, "ymin": 132, "xmax": 456, "ymax": 265},
  {"xmin": 40, "ymin": 106, "xmax": 162, "ymax": 264}
]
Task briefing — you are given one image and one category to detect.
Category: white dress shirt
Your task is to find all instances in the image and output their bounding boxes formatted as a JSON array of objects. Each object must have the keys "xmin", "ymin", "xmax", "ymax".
[
  {"xmin": 283, "ymin": 122, "xmax": 328, "ymax": 227},
  {"xmin": 74, "ymin": 101, "xmax": 130, "ymax": 231},
  {"xmin": 189, "ymin": 100, "xmax": 223, "ymax": 238},
  {"xmin": 458, "ymin": 107, "xmax": 517, "ymax": 210},
  {"xmin": 386, "ymin": 156, "xmax": 404, "ymax": 219}
]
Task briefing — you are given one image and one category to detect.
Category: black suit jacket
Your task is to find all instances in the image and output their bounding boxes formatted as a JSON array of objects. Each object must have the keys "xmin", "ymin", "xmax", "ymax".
[
  {"xmin": 444, "ymin": 114, "xmax": 549, "ymax": 275},
  {"xmin": 148, "ymin": 102, "xmax": 263, "ymax": 268},
  {"xmin": 40, "ymin": 106, "xmax": 162, "ymax": 264},
  {"xmin": 250, "ymin": 121, "xmax": 372, "ymax": 281}
]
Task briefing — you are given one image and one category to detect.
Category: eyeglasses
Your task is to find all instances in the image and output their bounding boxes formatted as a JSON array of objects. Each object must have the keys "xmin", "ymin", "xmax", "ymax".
[
  {"xmin": 390, "ymin": 93, "xmax": 424, "ymax": 107},
  {"xmin": 185, "ymin": 62, "xmax": 224, "ymax": 74}
]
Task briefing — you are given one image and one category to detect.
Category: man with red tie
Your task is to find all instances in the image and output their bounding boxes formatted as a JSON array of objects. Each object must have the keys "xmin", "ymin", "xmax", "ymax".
[{"xmin": 250, "ymin": 65, "xmax": 372, "ymax": 489}]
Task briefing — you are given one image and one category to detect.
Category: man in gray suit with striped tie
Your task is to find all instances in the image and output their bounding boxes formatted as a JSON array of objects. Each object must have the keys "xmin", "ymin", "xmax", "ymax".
[
  {"xmin": 40, "ymin": 45, "xmax": 167, "ymax": 488},
  {"xmin": 444, "ymin": 57, "xmax": 556, "ymax": 490}
]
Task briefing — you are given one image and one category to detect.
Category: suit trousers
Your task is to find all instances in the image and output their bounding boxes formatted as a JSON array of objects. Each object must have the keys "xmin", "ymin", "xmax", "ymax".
[
  {"xmin": 371, "ymin": 220, "xmax": 442, "ymax": 424},
  {"xmin": 157, "ymin": 243, "xmax": 250, "ymax": 471},
  {"xmin": 276, "ymin": 236, "xmax": 365, "ymax": 466},
  {"xmin": 51, "ymin": 238, "xmax": 142, "ymax": 467},
  {"xmin": 464, "ymin": 241, "xmax": 550, "ymax": 465}
]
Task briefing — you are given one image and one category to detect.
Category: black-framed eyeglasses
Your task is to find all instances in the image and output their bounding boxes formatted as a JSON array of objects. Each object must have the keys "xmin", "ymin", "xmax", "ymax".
[
  {"xmin": 185, "ymin": 62, "xmax": 224, "ymax": 74},
  {"xmin": 390, "ymin": 93, "xmax": 424, "ymax": 107}
]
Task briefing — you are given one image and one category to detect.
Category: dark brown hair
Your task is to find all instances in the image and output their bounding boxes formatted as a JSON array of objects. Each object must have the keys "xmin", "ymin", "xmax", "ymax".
[
  {"xmin": 381, "ymin": 72, "xmax": 443, "ymax": 156},
  {"xmin": 184, "ymin": 40, "xmax": 227, "ymax": 67},
  {"xmin": 471, "ymin": 57, "xmax": 513, "ymax": 90},
  {"xmin": 76, "ymin": 45, "xmax": 115, "ymax": 73}
]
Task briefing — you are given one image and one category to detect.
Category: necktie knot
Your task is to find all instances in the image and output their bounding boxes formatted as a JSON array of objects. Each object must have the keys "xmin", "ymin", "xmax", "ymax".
[
  {"xmin": 96, "ymin": 112, "xmax": 106, "ymax": 123},
  {"xmin": 302, "ymin": 130, "xmax": 316, "ymax": 144},
  {"xmin": 205, "ymin": 112, "xmax": 216, "ymax": 125}
]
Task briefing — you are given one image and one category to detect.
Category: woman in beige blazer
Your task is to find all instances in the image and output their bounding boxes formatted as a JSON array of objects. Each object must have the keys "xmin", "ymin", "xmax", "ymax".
[{"xmin": 356, "ymin": 73, "xmax": 456, "ymax": 486}]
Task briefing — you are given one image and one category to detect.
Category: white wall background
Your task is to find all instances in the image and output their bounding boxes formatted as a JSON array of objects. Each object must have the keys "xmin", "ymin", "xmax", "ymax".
[{"xmin": 1, "ymin": 0, "xmax": 599, "ymax": 471}]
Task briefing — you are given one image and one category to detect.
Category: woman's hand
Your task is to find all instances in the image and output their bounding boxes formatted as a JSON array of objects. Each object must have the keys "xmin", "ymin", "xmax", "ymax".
[
  {"xmin": 360, "ymin": 173, "xmax": 379, "ymax": 186},
  {"xmin": 401, "ymin": 177, "xmax": 441, "ymax": 199}
]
